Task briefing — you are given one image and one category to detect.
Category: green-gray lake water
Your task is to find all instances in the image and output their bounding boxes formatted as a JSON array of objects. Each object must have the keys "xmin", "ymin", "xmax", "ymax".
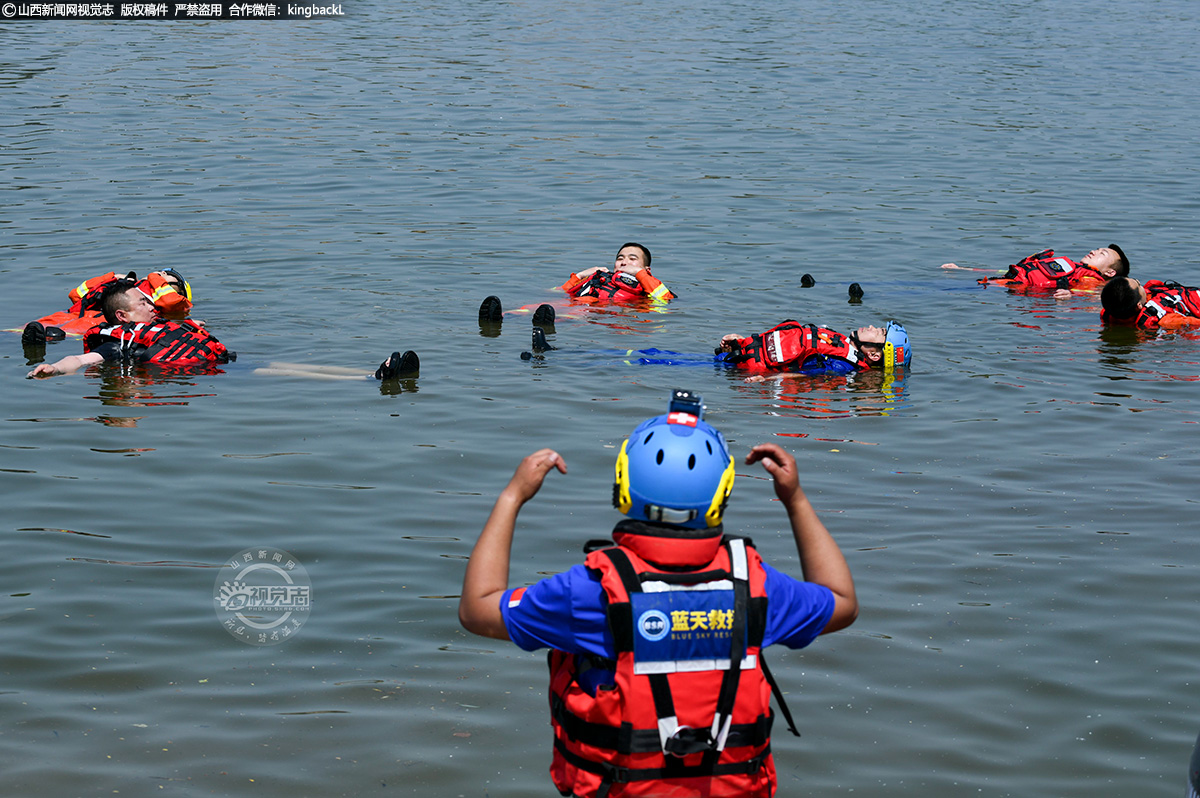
[{"xmin": 3, "ymin": 2, "xmax": 1200, "ymax": 795}]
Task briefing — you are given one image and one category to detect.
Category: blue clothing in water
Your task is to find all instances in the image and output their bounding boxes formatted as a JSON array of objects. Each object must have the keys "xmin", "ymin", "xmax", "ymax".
[{"xmin": 628, "ymin": 348, "xmax": 860, "ymax": 375}]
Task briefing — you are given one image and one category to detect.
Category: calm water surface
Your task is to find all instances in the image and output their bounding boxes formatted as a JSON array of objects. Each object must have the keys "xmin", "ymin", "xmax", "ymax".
[{"xmin": 2, "ymin": 1, "xmax": 1200, "ymax": 796}]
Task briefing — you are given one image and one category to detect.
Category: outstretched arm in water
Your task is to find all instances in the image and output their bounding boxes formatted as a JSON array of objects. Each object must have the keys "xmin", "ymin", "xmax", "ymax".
[{"xmin": 27, "ymin": 352, "xmax": 104, "ymax": 378}]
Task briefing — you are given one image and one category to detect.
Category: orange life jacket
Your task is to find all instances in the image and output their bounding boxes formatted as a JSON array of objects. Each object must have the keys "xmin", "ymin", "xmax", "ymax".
[
  {"xmin": 562, "ymin": 269, "xmax": 675, "ymax": 304},
  {"xmin": 30, "ymin": 272, "xmax": 125, "ymax": 334},
  {"xmin": 33, "ymin": 271, "xmax": 193, "ymax": 334},
  {"xmin": 138, "ymin": 272, "xmax": 192, "ymax": 318},
  {"xmin": 83, "ymin": 319, "xmax": 233, "ymax": 365},
  {"xmin": 68, "ymin": 272, "xmax": 120, "ymax": 310},
  {"xmin": 978, "ymin": 250, "xmax": 1106, "ymax": 290},
  {"xmin": 724, "ymin": 321, "xmax": 866, "ymax": 374},
  {"xmin": 548, "ymin": 536, "xmax": 777, "ymax": 798}
]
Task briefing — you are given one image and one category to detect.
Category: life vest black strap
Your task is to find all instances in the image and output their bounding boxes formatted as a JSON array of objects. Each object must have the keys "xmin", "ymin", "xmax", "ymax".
[
  {"xmin": 600, "ymin": 548, "xmax": 643, "ymax": 597},
  {"xmin": 705, "ymin": 538, "xmax": 749, "ymax": 763},
  {"xmin": 758, "ymin": 653, "xmax": 800, "ymax": 738},
  {"xmin": 553, "ymin": 736, "xmax": 770, "ymax": 794},
  {"xmin": 550, "ymin": 692, "xmax": 772, "ymax": 754},
  {"xmin": 747, "ymin": 596, "xmax": 766, "ymax": 649},
  {"xmin": 596, "ymin": 548, "xmax": 642, "ymax": 654}
]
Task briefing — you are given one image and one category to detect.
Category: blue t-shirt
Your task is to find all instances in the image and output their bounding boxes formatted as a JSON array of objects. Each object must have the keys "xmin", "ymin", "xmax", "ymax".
[{"xmin": 501, "ymin": 560, "xmax": 835, "ymax": 660}]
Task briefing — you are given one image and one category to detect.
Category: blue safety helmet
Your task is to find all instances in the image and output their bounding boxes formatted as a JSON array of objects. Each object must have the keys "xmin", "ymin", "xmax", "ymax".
[
  {"xmin": 883, "ymin": 321, "xmax": 911, "ymax": 369},
  {"xmin": 613, "ymin": 411, "xmax": 735, "ymax": 530}
]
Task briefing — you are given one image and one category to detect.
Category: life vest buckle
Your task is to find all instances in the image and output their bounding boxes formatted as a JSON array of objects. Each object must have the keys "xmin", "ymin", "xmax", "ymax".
[
  {"xmin": 664, "ymin": 726, "xmax": 714, "ymax": 757},
  {"xmin": 605, "ymin": 764, "xmax": 631, "ymax": 784}
]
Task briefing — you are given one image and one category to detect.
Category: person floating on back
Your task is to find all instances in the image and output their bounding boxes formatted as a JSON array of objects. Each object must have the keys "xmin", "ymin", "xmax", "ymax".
[
  {"xmin": 477, "ymin": 243, "xmax": 673, "ymax": 337},
  {"xmin": 943, "ymin": 244, "xmax": 1129, "ymax": 296},
  {"xmin": 559, "ymin": 242, "xmax": 675, "ymax": 304},
  {"xmin": 524, "ymin": 319, "xmax": 912, "ymax": 380},
  {"xmin": 1100, "ymin": 276, "xmax": 1200, "ymax": 329},
  {"xmin": 27, "ymin": 277, "xmax": 419, "ymax": 381},
  {"xmin": 458, "ymin": 390, "xmax": 858, "ymax": 798},
  {"xmin": 714, "ymin": 320, "xmax": 911, "ymax": 375}
]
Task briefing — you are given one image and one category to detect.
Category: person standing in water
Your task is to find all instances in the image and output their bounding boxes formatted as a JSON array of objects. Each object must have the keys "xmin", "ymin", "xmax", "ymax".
[{"xmin": 459, "ymin": 391, "xmax": 857, "ymax": 798}]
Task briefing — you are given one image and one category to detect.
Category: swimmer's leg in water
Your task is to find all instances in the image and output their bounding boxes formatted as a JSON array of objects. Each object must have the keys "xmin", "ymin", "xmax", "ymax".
[
  {"xmin": 252, "ymin": 351, "xmax": 419, "ymax": 381},
  {"xmin": 375, "ymin": 350, "xmax": 420, "ymax": 380},
  {"xmin": 479, "ymin": 296, "xmax": 503, "ymax": 322},
  {"xmin": 479, "ymin": 296, "xmax": 556, "ymax": 327},
  {"xmin": 532, "ymin": 304, "xmax": 555, "ymax": 329}
]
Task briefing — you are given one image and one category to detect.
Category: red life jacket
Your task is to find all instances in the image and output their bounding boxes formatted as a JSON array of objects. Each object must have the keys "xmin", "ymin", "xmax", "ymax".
[
  {"xmin": 725, "ymin": 321, "xmax": 866, "ymax": 374},
  {"xmin": 563, "ymin": 269, "xmax": 674, "ymax": 304},
  {"xmin": 548, "ymin": 535, "xmax": 777, "ymax": 798},
  {"xmin": 83, "ymin": 320, "xmax": 233, "ymax": 365},
  {"xmin": 1106, "ymin": 280, "xmax": 1200, "ymax": 329},
  {"xmin": 978, "ymin": 250, "xmax": 1106, "ymax": 290}
]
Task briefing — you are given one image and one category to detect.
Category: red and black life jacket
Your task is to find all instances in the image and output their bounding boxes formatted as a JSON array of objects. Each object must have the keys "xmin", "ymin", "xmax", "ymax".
[
  {"xmin": 724, "ymin": 321, "xmax": 865, "ymax": 374},
  {"xmin": 83, "ymin": 319, "xmax": 233, "ymax": 365},
  {"xmin": 564, "ymin": 269, "xmax": 674, "ymax": 304},
  {"xmin": 548, "ymin": 534, "xmax": 784, "ymax": 798},
  {"xmin": 978, "ymin": 250, "xmax": 1105, "ymax": 290},
  {"xmin": 1106, "ymin": 280, "xmax": 1200, "ymax": 329},
  {"xmin": 571, "ymin": 271, "xmax": 650, "ymax": 302}
]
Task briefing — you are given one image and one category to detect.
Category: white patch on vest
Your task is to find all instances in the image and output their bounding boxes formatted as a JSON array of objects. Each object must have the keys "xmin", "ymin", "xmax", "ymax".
[
  {"xmin": 1052, "ymin": 258, "xmax": 1074, "ymax": 273},
  {"xmin": 767, "ymin": 330, "xmax": 784, "ymax": 364},
  {"xmin": 640, "ymin": 580, "xmax": 733, "ymax": 593},
  {"xmin": 729, "ymin": 539, "xmax": 748, "ymax": 581},
  {"xmin": 633, "ymin": 654, "xmax": 757, "ymax": 676},
  {"xmin": 712, "ymin": 713, "xmax": 733, "ymax": 752},
  {"xmin": 657, "ymin": 715, "xmax": 679, "ymax": 752}
]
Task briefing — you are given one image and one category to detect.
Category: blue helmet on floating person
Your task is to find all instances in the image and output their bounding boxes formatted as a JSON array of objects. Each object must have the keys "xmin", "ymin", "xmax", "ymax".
[
  {"xmin": 883, "ymin": 321, "xmax": 911, "ymax": 369},
  {"xmin": 613, "ymin": 390, "xmax": 736, "ymax": 566}
]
